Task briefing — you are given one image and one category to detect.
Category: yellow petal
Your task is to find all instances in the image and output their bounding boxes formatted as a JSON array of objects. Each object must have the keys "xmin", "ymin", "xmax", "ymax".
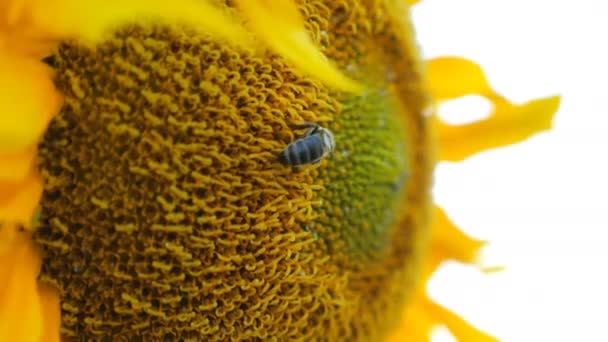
[
  {"xmin": 426, "ymin": 57, "xmax": 493, "ymax": 100},
  {"xmin": 0, "ymin": 171, "xmax": 43, "ymax": 227},
  {"xmin": 437, "ymin": 95, "xmax": 561, "ymax": 161},
  {"xmin": 0, "ymin": 222, "xmax": 17, "ymax": 256},
  {"xmin": 28, "ymin": 0, "xmax": 251, "ymax": 48},
  {"xmin": 430, "ymin": 206, "xmax": 486, "ymax": 264},
  {"xmin": 387, "ymin": 295, "xmax": 435, "ymax": 342},
  {"xmin": 425, "ymin": 299, "xmax": 499, "ymax": 342},
  {"xmin": 234, "ymin": 0, "xmax": 362, "ymax": 93},
  {"xmin": 419, "ymin": 206, "xmax": 487, "ymax": 284},
  {"xmin": 0, "ymin": 52, "xmax": 62, "ymax": 154},
  {"xmin": 0, "ymin": 227, "xmax": 43, "ymax": 342},
  {"xmin": 390, "ymin": 292, "xmax": 498, "ymax": 342},
  {"xmin": 415, "ymin": 207, "xmax": 497, "ymax": 341},
  {"xmin": 387, "ymin": 204, "xmax": 495, "ymax": 341},
  {"xmin": 39, "ymin": 283, "xmax": 61, "ymax": 342},
  {"xmin": 427, "ymin": 57, "xmax": 561, "ymax": 161},
  {"xmin": 0, "ymin": 146, "xmax": 38, "ymax": 183},
  {"xmin": 0, "ymin": 1, "xmax": 61, "ymax": 58}
]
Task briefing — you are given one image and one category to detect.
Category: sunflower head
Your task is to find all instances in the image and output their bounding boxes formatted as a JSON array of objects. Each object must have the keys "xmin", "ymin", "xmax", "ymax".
[
  {"xmin": 29, "ymin": 1, "xmax": 436, "ymax": 340},
  {"xmin": 1, "ymin": 0, "xmax": 560, "ymax": 341}
]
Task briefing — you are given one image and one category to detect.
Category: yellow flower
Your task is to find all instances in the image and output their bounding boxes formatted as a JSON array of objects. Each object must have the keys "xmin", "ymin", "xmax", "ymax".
[{"xmin": 0, "ymin": 0, "xmax": 560, "ymax": 340}]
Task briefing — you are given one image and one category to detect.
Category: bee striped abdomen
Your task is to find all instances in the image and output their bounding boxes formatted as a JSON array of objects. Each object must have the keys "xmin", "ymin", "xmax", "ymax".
[{"xmin": 279, "ymin": 135, "xmax": 324, "ymax": 166}]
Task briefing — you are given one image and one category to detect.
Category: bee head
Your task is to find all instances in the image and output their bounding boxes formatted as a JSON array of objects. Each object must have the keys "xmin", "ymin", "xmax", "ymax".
[{"xmin": 319, "ymin": 128, "xmax": 336, "ymax": 154}]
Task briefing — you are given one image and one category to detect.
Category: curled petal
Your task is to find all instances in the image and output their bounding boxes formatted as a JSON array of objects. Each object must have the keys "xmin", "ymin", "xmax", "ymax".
[
  {"xmin": 25, "ymin": 0, "xmax": 248, "ymax": 44},
  {"xmin": 427, "ymin": 57, "xmax": 561, "ymax": 161},
  {"xmin": 427, "ymin": 57, "xmax": 493, "ymax": 100},
  {"xmin": 437, "ymin": 96, "xmax": 561, "ymax": 161},
  {"xmin": 235, "ymin": 0, "xmax": 362, "ymax": 93}
]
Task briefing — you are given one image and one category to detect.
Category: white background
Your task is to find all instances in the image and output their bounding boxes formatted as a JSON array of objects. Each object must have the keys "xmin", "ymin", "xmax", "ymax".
[{"xmin": 411, "ymin": 1, "xmax": 608, "ymax": 341}]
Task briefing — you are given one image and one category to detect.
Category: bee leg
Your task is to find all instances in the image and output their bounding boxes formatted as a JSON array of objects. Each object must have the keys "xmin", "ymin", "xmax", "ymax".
[
  {"xmin": 308, "ymin": 157, "xmax": 324, "ymax": 165},
  {"xmin": 289, "ymin": 121, "xmax": 319, "ymax": 131},
  {"xmin": 288, "ymin": 121, "xmax": 318, "ymax": 129},
  {"xmin": 291, "ymin": 165, "xmax": 305, "ymax": 173}
]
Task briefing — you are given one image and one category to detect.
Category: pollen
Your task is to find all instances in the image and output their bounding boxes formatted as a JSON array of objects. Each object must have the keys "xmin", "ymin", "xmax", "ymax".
[{"xmin": 35, "ymin": 1, "xmax": 433, "ymax": 340}]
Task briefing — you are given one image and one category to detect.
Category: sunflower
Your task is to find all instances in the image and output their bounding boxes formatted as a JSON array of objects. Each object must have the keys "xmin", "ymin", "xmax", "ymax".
[{"xmin": 0, "ymin": 0, "xmax": 560, "ymax": 341}]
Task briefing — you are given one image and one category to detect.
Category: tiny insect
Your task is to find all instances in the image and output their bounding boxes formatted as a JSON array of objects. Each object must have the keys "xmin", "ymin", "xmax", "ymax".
[{"xmin": 278, "ymin": 122, "xmax": 335, "ymax": 166}]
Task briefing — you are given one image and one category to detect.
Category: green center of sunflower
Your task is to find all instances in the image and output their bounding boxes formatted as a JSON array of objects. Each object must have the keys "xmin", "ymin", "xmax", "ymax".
[
  {"xmin": 34, "ymin": 2, "xmax": 433, "ymax": 340},
  {"xmin": 318, "ymin": 90, "xmax": 408, "ymax": 263}
]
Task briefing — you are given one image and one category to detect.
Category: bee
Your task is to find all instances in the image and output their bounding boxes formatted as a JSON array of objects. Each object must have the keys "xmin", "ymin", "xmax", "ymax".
[{"xmin": 278, "ymin": 122, "xmax": 335, "ymax": 166}]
